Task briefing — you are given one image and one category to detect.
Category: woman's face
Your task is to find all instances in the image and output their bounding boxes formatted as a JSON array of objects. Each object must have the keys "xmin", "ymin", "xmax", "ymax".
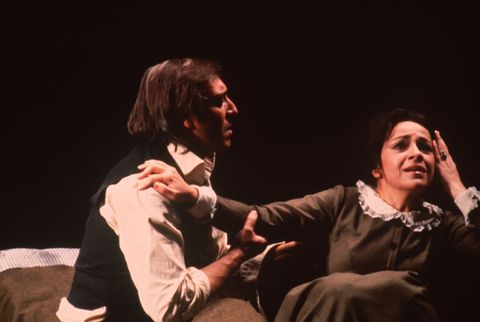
[{"xmin": 374, "ymin": 121, "xmax": 435, "ymax": 195}]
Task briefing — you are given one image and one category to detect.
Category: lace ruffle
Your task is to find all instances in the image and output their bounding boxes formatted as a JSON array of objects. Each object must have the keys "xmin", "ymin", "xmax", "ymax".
[
  {"xmin": 356, "ymin": 180, "xmax": 443, "ymax": 232},
  {"xmin": 465, "ymin": 186, "xmax": 480, "ymax": 201},
  {"xmin": 456, "ymin": 187, "xmax": 480, "ymax": 225}
]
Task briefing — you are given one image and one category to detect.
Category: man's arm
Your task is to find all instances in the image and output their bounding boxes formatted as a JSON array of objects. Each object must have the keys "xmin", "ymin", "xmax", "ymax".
[
  {"xmin": 201, "ymin": 211, "xmax": 266, "ymax": 292},
  {"xmin": 103, "ymin": 174, "xmax": 265, "ymax": 322}
]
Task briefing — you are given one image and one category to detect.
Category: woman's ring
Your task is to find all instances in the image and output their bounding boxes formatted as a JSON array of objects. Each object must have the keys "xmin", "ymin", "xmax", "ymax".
[{"xmin": 441, "ymin": 151, "xmax": 447, "ymax": 161}]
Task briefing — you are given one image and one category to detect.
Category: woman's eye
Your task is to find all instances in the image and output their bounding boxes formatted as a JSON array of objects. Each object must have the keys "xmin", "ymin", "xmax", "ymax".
[{"xmin": 419, "ymin": 144, "xmax": 432, "ymax": 153}]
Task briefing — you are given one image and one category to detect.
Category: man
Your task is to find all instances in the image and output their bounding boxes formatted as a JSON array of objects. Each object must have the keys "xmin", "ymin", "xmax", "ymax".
[{"xmin": 56, "ymin": 58, "xmax": 265, "ymax": 322}]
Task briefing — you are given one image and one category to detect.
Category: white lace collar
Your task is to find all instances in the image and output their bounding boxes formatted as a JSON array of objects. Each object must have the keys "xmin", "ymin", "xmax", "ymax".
[{"xmin": 356, "ymin": 180, "xmax": 443, "ymax": 232}]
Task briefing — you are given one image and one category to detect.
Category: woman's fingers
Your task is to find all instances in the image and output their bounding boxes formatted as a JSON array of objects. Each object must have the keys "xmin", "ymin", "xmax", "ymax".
[
  {"xmin": 434, "ymin": 130, "xmax": 450, "ymax": 161},
  {"xmin": 433, "ymin": 130, "xmax": 467, "ymax": 199},
  {"xmin": 137, "ymin": 174, "xmax": 168, "ymax": 190},
  {"xmin": 137, "ymin": 160, "xmax": 175, "ymax": 179}
]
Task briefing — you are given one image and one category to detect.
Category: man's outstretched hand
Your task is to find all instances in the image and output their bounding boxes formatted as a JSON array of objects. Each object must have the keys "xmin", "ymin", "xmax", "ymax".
[{"xmin": 237, "ymin": 211, "xmax": 268, "ymax": 259}]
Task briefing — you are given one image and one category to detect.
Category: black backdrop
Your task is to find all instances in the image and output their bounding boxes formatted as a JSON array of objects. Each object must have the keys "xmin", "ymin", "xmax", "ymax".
[{"xmin": 2, "ymin": 2, "xmax": 479, "ymax": 249}]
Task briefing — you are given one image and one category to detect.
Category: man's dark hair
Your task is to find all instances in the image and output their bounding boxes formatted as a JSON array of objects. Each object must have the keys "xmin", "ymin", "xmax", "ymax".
[{"xmin": 127, "ymin": 58, "xmax": 222, "ymax": 143}]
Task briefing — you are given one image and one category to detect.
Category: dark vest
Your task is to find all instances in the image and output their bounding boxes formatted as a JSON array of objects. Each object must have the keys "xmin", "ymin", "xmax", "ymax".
[{"xmin": 68, "ymin": 142, "xmax": 211, "ymax": 321}]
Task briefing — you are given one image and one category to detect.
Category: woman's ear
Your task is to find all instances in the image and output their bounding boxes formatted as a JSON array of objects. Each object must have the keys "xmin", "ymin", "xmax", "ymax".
[{"xmin": 372, "ymin": 166, "xmax": 383, "ymax": 179}]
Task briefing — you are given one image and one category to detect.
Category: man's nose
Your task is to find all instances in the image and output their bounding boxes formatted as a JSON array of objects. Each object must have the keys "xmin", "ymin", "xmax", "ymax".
[{"xmin": 227, "ymin": 98, "xmax": 238, "ymax": 116}]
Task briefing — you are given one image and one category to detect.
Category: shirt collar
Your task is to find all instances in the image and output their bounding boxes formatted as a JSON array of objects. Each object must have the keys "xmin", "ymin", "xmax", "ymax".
[
  {"xmin": 356, "ymin": 180, "xmax": 443, "ymax": 232},
  {"xmin": 167, "ymin": 143, "xmax": 215, "ymax": 186}
]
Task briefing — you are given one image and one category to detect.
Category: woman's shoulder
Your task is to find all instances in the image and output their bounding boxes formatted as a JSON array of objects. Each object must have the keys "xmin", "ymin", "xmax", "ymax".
[
  {"xmin": 440, "ymin": 209, "xmax": 472, "ymax": 229},
  {"xmin": 305, "ymin": 184, "xmax": 360, "ymax": 211}
]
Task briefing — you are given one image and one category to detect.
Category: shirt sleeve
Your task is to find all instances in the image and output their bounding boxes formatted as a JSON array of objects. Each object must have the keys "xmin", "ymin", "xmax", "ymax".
[
  {"xmin": 186, "ymin": 185, "xmax": 217, "ymax": 222},
  {"xmin": 56, "ymin": 298, "xmax": 107, "ymax": 322},
  {"xmin": 100, "ymin": 175, "xmax": 211, "ymax": 322}
]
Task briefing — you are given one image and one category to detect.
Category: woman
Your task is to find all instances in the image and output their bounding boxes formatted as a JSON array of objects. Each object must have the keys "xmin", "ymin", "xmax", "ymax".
[{"xmin": 138, "ymin": 109, "xmax": 479, "ymax": 321}]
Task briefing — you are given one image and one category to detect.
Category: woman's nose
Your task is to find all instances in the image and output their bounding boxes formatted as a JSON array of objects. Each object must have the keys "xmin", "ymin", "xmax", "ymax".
[{"xmin": 408, "ymin": 144, "xmax": 423, "ymax": 160}]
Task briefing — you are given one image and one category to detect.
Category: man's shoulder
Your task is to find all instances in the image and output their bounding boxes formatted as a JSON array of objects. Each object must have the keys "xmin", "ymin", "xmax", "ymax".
[
  {"xmin": 101, "ymin": 174, "xmax": 178, "ymax": 233},
  {"xmin": 107, "ymin": 143, "xmax": 172, "ymax": 183},
  {"xmin": 91, "ymin": 143, "xmax": 173, "ymax": 202},
  {"xmin": 106, "ymin": 174, "xmax": 171, "ymax": 209}
]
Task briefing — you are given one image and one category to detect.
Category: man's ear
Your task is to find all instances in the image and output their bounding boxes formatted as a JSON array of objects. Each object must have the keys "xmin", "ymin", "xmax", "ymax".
[
  {"xmin": 372, "ymin": 166, "xmax": 383, "ymax": 179},
  {"xmin": 183, "ymin": 118, "xmax": 195, "ymax": 130}
]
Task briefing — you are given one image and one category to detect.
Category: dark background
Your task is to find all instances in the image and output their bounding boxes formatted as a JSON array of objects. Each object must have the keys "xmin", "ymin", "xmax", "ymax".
[{"xmin": 2, "ymin": 2, "xmax": 479, "ymax": 249}]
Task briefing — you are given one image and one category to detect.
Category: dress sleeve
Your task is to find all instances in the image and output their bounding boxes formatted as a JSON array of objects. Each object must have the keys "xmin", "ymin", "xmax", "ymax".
[
  {"xmin": 100, "ymin": 175, "xmax": 211, "ymax": 322},
  {"xmin": 215, "ymin": 186, "xmax": 344, "ymax": 243},
  {"xmin": 443, "ymin": 190, "xmax": 480, "ymax": 268},
  {"xmin": 213, "ymin": 196, "xmax": 254, "ymax": 237}
]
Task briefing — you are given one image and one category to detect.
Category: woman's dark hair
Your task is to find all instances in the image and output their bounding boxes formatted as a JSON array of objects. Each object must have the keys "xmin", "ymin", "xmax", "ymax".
[
  {"xmin": 362, "ymin": 108, "xmax": 432, "ymax": 186},
  {"xmin": 127, "ymin": 58, "xmax": 222, "ymax": 143}
]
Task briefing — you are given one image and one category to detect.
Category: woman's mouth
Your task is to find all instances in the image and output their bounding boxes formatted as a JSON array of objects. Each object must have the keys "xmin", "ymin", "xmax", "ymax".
[{"xmin": 405, "ymin": 166, "xmax": 426, "ymax": 174}]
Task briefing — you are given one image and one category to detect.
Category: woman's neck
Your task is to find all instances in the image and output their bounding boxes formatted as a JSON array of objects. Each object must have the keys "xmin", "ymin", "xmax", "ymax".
[{"xmin": 375, "ymin": 182, "xmax": 423, "ymax": 212}]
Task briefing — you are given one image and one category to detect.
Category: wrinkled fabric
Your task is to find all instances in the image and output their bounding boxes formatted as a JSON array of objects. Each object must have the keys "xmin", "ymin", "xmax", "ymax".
[{"xmin": 275, "ymin": 271, "xmax": 438, "ymax": 322}]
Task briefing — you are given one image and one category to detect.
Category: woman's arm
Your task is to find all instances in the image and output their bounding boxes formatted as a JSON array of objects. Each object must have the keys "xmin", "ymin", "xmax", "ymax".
[
  {"xmin": 433, "ymin": 131, "xmax": 479, "ymax": 272},
  {"xmin": 136, "ymin": 159, "xmax": 338, "ymax": 243},
  {"xmin": 433, "ymin": 130, "xmax": 479, "ymax": 227}
]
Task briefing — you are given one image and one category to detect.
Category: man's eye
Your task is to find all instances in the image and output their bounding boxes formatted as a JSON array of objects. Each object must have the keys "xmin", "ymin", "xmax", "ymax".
[{"xmin": 212, "ymin": 96, "xmax": 226, "ymax": 107}]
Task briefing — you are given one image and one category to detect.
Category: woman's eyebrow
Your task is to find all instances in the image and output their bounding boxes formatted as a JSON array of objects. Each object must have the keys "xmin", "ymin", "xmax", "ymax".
[
  {"xmin": 417, "ymin": 136, "xmax": 432, "ymax": 145},
  {"xmin": 389, "ymin": 135, "xmax": 410, "ymax": 142}
]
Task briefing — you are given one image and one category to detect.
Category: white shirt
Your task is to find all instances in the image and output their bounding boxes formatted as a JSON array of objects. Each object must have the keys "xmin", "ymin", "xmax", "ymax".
[{"xmin": 57, "ymin": 144, "xmax": 226, "ymax": 322}]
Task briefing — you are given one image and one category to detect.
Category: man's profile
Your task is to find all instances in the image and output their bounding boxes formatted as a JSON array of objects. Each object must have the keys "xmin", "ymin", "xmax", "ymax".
[{"xmin": 56, "ymin": 58, "xmax": 265, "ymax": 322}]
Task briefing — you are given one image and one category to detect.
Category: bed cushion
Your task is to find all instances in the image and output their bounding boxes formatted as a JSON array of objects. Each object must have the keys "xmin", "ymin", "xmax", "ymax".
[{"xmin": 0, "ymin": 265, "xmax": 74, "ymax": 322}]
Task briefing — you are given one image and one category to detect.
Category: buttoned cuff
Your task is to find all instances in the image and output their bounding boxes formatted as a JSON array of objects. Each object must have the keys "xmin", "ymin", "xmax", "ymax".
[
  {"xmin": 187, "ymin": 185, "xmax": 217, "ymax": 221},
  {"xmin": 454, "ymin": 187, "xmax": 480, "ymax": 226}
]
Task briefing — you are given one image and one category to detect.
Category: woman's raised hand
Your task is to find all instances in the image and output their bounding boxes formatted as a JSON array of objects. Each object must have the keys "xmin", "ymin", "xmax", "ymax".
[{"xmin": 432, "ymin": 131, "xmax": 467, "ymax": 200}]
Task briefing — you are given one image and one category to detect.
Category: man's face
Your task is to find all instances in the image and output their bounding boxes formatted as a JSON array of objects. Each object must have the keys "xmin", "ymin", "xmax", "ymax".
[{"xmin": 186, "ymin": 77, "xmax": 238, "ymax": 156}]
